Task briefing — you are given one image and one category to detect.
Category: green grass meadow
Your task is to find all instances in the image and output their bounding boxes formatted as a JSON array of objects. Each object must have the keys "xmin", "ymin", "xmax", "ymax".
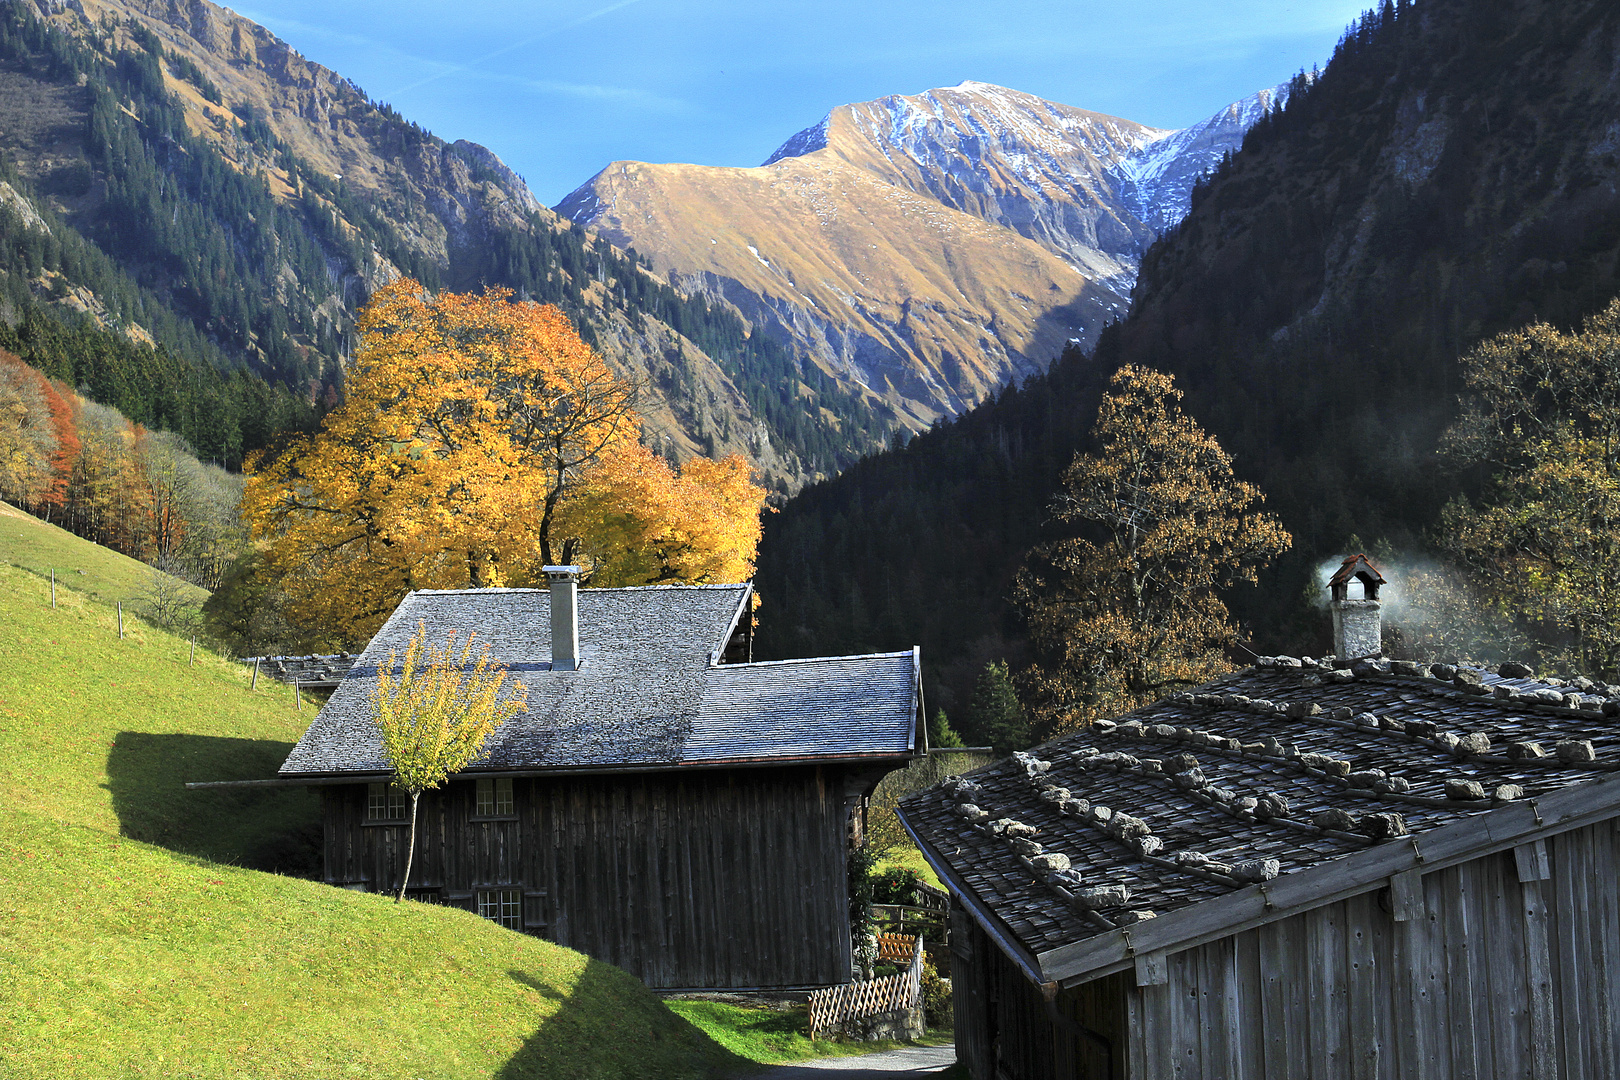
[{"xmin": 0, "ymin": 504, "xmax": 945, "ymax": 1077}]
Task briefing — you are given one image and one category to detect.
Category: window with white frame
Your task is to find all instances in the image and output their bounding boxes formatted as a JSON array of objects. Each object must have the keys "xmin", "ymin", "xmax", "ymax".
[
  {"xmin": 475, "ymin": 777, "xmax": 514, "ymax": 816},
  {"xmin": 477, "ymin": 889, "xmax": 522, "ymax": 929},
  {"xmin": 366, "ymin": 782, "xmax": 407, "ymax": 820}
]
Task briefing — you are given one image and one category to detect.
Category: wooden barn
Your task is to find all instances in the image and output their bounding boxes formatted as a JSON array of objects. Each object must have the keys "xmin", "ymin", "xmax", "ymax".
[
  {"xmin": 899, "ymin": 561, "xmax": 1620, "ymax": 1079},
  {"xmin": 276, "ymin": 569, "xmax": 925, "ymax": 990}
]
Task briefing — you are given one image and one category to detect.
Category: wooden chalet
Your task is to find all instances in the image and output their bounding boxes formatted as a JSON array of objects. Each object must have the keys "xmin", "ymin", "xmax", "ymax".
[
  {"xmin": 277, "ymin": 570, "xmax": 925, "ymax": 990},
  {"xmin": 899, "ymin": 558, "xmax": 1620, "ymax": 1079}
]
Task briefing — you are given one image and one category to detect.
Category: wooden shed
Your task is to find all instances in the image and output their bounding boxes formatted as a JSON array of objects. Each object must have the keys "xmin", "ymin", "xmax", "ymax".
[
  {"xmin": 277, "ymin": 574, "xmax": 925, "ymax": 990},
  {"xmin": 899, "ymin": 654, "xmax": 1620, "ymax": 1079}
]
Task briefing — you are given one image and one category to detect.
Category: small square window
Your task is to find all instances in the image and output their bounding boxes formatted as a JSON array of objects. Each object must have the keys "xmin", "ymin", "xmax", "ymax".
[
  {"xmin": 477, "ymin": 889, "xmax": 522, "ymax": 929},
  {"xmin": 367, "ymin": 782, "xmax": 407, "ymax": 820},
  {"xmin": 476, "ymin": 777, "xmax": 514, "ymax": 816}
]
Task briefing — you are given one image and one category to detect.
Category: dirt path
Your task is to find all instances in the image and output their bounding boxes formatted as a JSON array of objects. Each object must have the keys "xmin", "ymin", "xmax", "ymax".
[{"xmin": 745, "ymin": 1043, "xmax": 957, "ymax": 1079}]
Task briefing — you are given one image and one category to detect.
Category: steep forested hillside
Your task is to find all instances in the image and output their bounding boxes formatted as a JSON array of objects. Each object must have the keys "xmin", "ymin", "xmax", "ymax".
[
  {"xmin": 755, "ymin": 0, "xmax": 1620, "ymax": 715},
  {"xmin": 0, "ymin": 0, "xmax": 886, "ymax": 484}
]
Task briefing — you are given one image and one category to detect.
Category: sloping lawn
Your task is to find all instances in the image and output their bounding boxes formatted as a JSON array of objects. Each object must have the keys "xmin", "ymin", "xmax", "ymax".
[
  {"xmin": 0, "ymin": 558, "xmax": 318, "ymax": 872},
  {"xmin": 0, "ymin": 526, "xmax": 948, "ymax": 1076},
  {"xmin": 667, "ymin": 1000, "xmax": 954, "ymax": 1064},
  {"xmin": 0, "ymin": 500, "xmax": 207, "ymax": 608},
  {"xmin": 0, "ymin": 807, "xmax": 739, "ymax": 1078}
]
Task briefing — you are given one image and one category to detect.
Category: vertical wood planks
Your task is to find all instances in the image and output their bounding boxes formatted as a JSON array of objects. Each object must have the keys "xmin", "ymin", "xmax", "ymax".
[
  {"xmin": 1440, "ymin": 858, "xmax": 1484, "ymax": 1078},
  {"xmin": 1168, "ymin": 948, "xmax": 1201, "ymax": 1076},
  {"xmin": 1233, "ymin": 929, "xmax": 1266, "ymax": 1075},
  {"xmin": 1520, "ymin": 875, "xmax": 1558, "ymax": 1080},
  {"xmin": 1257, "ymin": 920, "xmax": 1289, "ymax": 1080},
  {"xmin": 960, "ymin": 819, "xmax": 1620, "ymax": 1080},
  {"xmin": 320, "ymin": 765, "xmax": 857, "ymax": 989},
  {"xmin": 1548, "ymin": 828, "xmax": 1588, "ymax": 1079},
  {"xmin": 1484, "ymin": 853, "xmax": 1530, "ymax": 1076}
]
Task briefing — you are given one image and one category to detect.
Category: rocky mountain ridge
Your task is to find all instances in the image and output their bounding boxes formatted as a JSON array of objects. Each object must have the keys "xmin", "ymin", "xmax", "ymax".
[
  {"xmin": 560, "ymin": 80, "xmax": 1286, "ymax": 424},
  {"xmin": 0, "ymin": 0, "xmax": 867, "ymax": 486}
]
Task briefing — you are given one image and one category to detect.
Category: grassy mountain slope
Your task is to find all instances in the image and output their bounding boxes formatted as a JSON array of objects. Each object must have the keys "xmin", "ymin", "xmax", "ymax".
[
  {"xmin": 0, "ymin": 496, "xmax": 205, "ymax": 607},
  {"xmin": 0, "ymin": 523, "xmax": 730, "ymax": 1077},
  {"xmin": 754, "ymin": 0, "xmax": 1620, "ymax": 713},
  {"xmin": 0, "ymin": 519, "xmax": 939, "ymax": 1075},
  {"xmin": 2, "ymin": 808, "xmax": 737, "ymax": 1078},
  {"xmin": 567, "ymin": 152, "xmax": 1112, "ymax": 425},
  {"xmin": 559, "ymin": 81, "xmax": 1277, "ymax": 430},
  {"xmin": 794, "ymin": 82, "xmax": 1160, "ymax": 280}
]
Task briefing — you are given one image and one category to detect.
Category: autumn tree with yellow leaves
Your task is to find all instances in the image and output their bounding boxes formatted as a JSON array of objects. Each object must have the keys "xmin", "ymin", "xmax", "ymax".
[
  {"xmin": 1014, "ymin": 365, "xmax": 1291, "ymax": 735},
  {"xmin": 558, "ymin": 442, "xmax": 766, "ymax": 587},
  {"xmin": 370, "ymin": 622, "xmax": 527, "ymax": 902},
  {"xmin": 242, "ymin": 280, "xmax": 767, "ymax": 648},
  {"xmin": 1439, "ymin": 298, "xmax": 1620, "ymax": 677}
]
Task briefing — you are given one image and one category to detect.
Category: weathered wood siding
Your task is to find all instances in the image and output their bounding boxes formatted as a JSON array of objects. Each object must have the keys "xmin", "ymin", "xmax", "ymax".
[
  {"xmin": 950, "ymin": 906, "xmax": 1128, "ymax": 1080},
  {"xmin": 1125, "ymin": 817, "xmax": 1620, "ymax": 1080},
  {"xmin": 950, "ymin": 903, "xmax": 993, "ymax": 1078},
  {"xmin": 322, "ymin": 765, "xmax": 853, "ymax": 989}
]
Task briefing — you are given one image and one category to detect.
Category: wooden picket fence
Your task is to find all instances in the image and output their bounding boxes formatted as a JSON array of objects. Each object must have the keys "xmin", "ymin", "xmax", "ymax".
[{"xmin": 807, "ymin": 933, "xmax": 925, "ymax": 1038}]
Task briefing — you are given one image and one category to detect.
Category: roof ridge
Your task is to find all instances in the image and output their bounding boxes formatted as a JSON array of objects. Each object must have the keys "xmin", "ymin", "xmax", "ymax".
[
  {"xmin": 712, "ymin": 650, "xmax": 916, "ymax": 670},
  {"xmin": 409, "ymin": 583, "xmax": 751, "ymax": 597}
]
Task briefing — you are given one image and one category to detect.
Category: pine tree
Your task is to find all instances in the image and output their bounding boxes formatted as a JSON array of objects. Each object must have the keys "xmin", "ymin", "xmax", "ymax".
[
  {"xmin": 964, "ymin": 661, "xmax": 1030, "ymax": 756},
  {"xmin": 928, "ymin": 707, "xmax": 965, "ymax": 749}
]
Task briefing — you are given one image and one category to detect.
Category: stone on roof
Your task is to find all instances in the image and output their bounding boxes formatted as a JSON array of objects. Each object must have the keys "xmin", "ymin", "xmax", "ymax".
[{"xmin": 899, "ymin": 657, "xmax": 1620, "ymax": 979}]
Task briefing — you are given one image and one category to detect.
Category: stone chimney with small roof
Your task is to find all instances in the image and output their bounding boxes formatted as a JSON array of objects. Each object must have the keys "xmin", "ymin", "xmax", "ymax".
[
  {"xmin": 545, "ymin": 565, "xmax": 582, "ymax": 671},
  {"xmin": 1329, "ymin": 553, "xmax": 1386, "ymax": 660}
]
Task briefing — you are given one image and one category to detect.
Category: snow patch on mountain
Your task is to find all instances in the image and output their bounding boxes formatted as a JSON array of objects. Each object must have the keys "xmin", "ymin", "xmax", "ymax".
[
  {"xmin": 1112, "ymin": 81, "xmax": 1297, "ymax": 233},
  {"xmin": 763, "ymin": 117, "xmax": 830, "ymax": 166},
  {"xmin": 763, "ymin": 78, "xmax": 1292, "ymax": 258}
]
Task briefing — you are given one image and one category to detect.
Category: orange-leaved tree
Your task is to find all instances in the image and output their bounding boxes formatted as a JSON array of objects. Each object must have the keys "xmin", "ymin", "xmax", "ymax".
[
  {"xmin": 558, "ymin": 441, "xmax": 768, "ymax": 587},
  {"xmin": 243, "ymin": 279, "xmax": 766, "ymax": 648},
  {"xmin": 243, "ymin": 279, "xmax": 638, "ymax": 645}
]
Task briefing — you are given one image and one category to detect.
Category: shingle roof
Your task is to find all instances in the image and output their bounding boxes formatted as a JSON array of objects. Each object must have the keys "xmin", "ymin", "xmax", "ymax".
[
  {"xmin": 278, "ymin": 583, "xmax": 919, "ymax": 776},
  {"xmin": 689, "ymin": 652, "xmax": 922, "ymax": 763},
  {"xmin": 898, "ymin": 655, "xmax": 1620, "ymax": 984}
]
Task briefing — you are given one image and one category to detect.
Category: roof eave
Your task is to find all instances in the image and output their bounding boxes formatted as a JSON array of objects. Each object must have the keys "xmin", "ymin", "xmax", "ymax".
[
  {"xmin": 277, "ymin": 749, "xmax": 920, "ymax": 783},
  {"xmin": 897, "ymin": 803, "xmax": 1051, "ymax": 989},
  {"xmin": 1034, "ymin": 771, "xmax": 1620, "ymax": 988}
]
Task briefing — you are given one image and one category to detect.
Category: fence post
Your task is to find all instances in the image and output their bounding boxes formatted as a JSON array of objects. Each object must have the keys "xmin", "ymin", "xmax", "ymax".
[
  {"xmin": 190, "ymin": 635, "xmax": 196, "ymax": 665},
  {"xmin": 50, "ymin": 569, "xmax": 55, "ymax": 609},
  {"xmin": 117, "ymin": 601, "xmax": 123, "ymax": 639},
  {"xmin": 251, "ymin": 658, "xmax": 259, "ymax": 690}
]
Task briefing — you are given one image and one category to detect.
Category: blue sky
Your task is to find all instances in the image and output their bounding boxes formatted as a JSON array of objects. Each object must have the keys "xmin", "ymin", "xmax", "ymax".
[{"xmin": 236, "ymin": 0, "xmax": 1372, "ymax": 206}]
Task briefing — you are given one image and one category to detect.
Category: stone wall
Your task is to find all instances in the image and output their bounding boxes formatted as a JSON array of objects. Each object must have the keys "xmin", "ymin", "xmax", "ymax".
[{"xmin": 836, "ymin": 1005, "xmax": 925, "ymax": 1042}]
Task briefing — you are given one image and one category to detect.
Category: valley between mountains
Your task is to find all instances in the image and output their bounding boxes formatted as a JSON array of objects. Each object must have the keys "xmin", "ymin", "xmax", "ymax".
[{"xmin": 0, "ymin": 0, "xmax": 1286, "ymax": 484}]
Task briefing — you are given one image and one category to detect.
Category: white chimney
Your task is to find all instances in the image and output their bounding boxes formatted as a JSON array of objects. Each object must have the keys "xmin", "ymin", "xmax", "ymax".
[
  {"xmin": 1328, "ymin": 554, "xmax": 1386, "ymax": 660},
  {"xmin": 545, "ymin": 566, "xmax": 582, "ymax": 671}
]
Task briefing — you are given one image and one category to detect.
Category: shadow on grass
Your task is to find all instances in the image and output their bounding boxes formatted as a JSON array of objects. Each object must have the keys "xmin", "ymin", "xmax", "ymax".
[
  {"xmin": 106, "ymin": 732, "xmax": 321, "ymax": 876},
  {"xmin": 497, "ymin": 962, "xmax": 751, "ymax": 1080}
]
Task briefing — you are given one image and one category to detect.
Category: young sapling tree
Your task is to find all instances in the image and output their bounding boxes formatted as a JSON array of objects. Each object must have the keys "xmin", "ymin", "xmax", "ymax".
[{"xmin": 369, "ymin": 620, "xmax": 527, "ymax": 902}]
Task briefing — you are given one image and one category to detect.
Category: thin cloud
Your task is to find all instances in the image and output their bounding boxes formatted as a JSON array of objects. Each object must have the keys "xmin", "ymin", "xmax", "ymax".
[
  {"xmin": 383, "ymin": 0, "xmax": 649, "ymax": 99},
  {"xmin": 455, "ymin": 68, "xmax": 691, "ymax": 114}
]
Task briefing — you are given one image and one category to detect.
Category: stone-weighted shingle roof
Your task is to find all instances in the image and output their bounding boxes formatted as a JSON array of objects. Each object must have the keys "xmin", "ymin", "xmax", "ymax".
[
  {"xmin": 278, "ymin": 583, "xmax": 920, "ymax": 776},
  {"xmin": 898, "ymin": 655, "xmax": 1620, "ymax": 984}
]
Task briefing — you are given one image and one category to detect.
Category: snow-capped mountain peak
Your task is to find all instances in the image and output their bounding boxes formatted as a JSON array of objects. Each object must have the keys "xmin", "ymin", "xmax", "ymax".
[{"xmin": 1112, "ymin": 81, "xmax": 1296, "ymax": 233}]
